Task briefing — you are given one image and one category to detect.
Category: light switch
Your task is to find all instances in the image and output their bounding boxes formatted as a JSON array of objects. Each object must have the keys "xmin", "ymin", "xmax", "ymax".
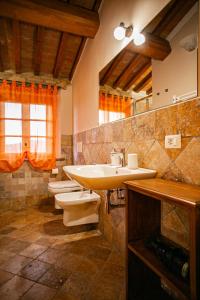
[
  {"xmin": 165, "ymin": 134, "xmax": 181, "ymax": 149},
  {"xmin": 77, "ymin": 142, "xmax": 83, "ymax": 153}
]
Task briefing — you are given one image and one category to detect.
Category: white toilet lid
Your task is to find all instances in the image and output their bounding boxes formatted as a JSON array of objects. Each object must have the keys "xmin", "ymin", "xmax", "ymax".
[{"xmin": 48, "ymin": 180, "xmax": 80, "ymax": 189}]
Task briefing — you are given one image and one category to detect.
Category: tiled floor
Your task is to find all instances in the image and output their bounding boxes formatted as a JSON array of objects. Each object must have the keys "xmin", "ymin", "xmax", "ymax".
[{"xmin": 0, "ymin": 206, "xmax": 125, "ymax": 300}]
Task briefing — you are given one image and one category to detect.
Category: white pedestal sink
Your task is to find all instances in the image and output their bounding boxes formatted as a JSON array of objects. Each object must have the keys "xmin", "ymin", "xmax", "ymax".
[{"xmin": 63, "ymin": 164, "xmax": 156, "ymax": 190}]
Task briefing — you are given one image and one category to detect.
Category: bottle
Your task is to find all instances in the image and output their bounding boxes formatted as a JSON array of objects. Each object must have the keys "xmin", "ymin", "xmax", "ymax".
[{"xmin": 146, "ymin": 236, "xmax": 189, "ymax": 281}]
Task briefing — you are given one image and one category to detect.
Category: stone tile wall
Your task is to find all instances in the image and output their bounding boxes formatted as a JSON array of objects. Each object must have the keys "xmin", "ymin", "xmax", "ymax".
[
  {"xmin": 0, "ymin": 135, "xmax": 73, "ymax": 211},
  {"xmin": 73, "ymin": 98, "xmax": 200, "ymax": 252}
]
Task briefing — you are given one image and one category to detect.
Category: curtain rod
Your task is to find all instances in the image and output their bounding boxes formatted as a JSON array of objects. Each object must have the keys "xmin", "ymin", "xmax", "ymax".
[{"xmin": 0, "ymin": 79, "xmax": 60, "ymax": 89}]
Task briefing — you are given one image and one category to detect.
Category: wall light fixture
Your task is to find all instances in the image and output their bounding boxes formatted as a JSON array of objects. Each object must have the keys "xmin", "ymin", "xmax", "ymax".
[
  {"xmin": 113, "ymin": 22, "xmax": 133, "ymax": 40},
  {"xmin": 113, "ymin": 23, "xmax": 146, "ymax": 46}
]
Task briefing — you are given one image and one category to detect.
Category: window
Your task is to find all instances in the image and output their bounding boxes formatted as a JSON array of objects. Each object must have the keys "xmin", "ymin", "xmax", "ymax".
[
  {"xmin": 99, "ymin": 92, "xmax": 133, "ymax": 125},
  {"xmin": 30, "ymin": 104, "xmax": 47, "ymax": 153},
  {"xmin": 5, "ymin": 102, "xmax": 22, "ymax": 153},
  {"xmin": 0, "ymin": 80, "xmax": 57, "ymax": 172},
  {"xmin": 4, "ymin": 102, "xmax": 47, "ymax": 154},
  {"xmin": 99, "ymin": 110, "xmax": 125, "ymax": 125}
]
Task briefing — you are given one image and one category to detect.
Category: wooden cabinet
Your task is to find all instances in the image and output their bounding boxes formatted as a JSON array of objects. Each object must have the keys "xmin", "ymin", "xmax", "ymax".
[{"xmin": 125, "ymin": 179, "xmax": 200, "ymax": 300}]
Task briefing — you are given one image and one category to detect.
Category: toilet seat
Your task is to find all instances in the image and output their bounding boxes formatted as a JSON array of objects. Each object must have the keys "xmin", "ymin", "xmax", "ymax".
[{"xmin": 48, "ymin": 180, "xmax": 81, "ymax": 194}]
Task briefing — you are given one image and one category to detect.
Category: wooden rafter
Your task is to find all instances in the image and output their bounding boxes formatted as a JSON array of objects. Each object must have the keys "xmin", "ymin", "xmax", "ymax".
[
  {"xmin": 69, "ymin": 37, "xmax": 87, "ymax": 81},
  {"xmin": 100, "ymin": 50, "xmax": 126, "ymax": 86},
  {"xmin": 34, "ymin": 26, "xmax": 43, "ymax": 76},
  {"xmin": 127, "ymin": 32, "xmax": 171, "ymax": 61},
  {"xmin": 146, "ymin": 87, "xmax": 152, "ymax": 95},
  {"xmin": 124, "ymin": 62, "xmax": 152, "ymax": 91},
  {"xmin": 0, "ymin": 44, "xmax": 3, "ymax": 72},
  {"xmin": 53, "ymin": 32, "xmax": 68, "ymax": 78},
  {"xmin": 133, "ymin": 72, "xmax": 152, "ymax": 93},
  {"xmin": 92, "ymin": 0, "xmax": 102, "ymax": 11},
  {"xmin": 153, "ymin": 0, "xmax": 197, "ymax": 38},
  {"xmin": 12, "ymin": 20, "xmax": 21, "ymax": 74},
  {"xmin": 0, "ymin": 0, "xmax": 100, "ymax": 38},
  {"xmin": 113, "ymin": 54, "xmax": 146, "ymax": 89}
]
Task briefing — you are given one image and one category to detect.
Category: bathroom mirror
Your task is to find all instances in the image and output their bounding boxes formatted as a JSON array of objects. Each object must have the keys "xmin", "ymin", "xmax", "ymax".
[{"xmin": 99, "ymin": 0, "xmax": 199, "ymax": 124}]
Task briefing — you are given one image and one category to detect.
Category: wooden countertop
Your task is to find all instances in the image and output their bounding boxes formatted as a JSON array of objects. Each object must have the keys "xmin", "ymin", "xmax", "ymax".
[{"xmin": 124, "ymin": 178, "xmax": 200, "ymax": 207}]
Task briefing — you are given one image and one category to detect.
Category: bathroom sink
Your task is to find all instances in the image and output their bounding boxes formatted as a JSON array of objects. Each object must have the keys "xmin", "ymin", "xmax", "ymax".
[{"xmin": 63, "ymin": 164, "xmax": 156, "ymax": 190}]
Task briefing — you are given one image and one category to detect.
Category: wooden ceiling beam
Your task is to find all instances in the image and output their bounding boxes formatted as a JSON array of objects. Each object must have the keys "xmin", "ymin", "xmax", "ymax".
[
  {"xmin": 100, "ymin": 50, "xmax": 126, "ymax": 86},
  {"xmin": 133, "ymin": 72, "xmax": 152, "ymax": 93},
  {"xmin": 34, "ymin": 26, "xmax": 43, "ymax": 76},
  {"xmin": 12, "ymin": 20, "xmax": 21, "ymax": 74},
  {"xmin": 124, "ymin": 62, "xmax": 152, "ymax": 91},
  {"xmin": 146, "ymin": 86, "xmax": 152, "ymax": 95},
  {"xmin": 127, "ymin": 32, "xmax": 171, "ymax": 61},
  {"xmin": 153, "ymin": 0, "xmax": 197, "ymax": 38},
  {"xmin": 0, "ymin": 44, "xmax": 3, "ymax": 72},
  {"xmin": 0, "ymin": 0, "xmax": 100, "ymax": 38},
  {"xmin": 113, "ymin": 54, "xmax": 146, "ymax": 89},
  {"xmin": 69, "ymin": 37, "xmax": 87, "ymax": 81},
  {"xmin": 53, "ymin": 32, "xmax": 68, "ymax": 78},
  {"xmin": 92, "ymin": 0, "xmax": 102, "ymax": 11}
]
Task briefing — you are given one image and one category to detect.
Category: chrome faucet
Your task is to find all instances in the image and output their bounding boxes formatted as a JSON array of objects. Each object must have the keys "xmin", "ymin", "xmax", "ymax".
[
  {"xmin": 110, "ymin": 148, "xmax": 125, "ymax": 167},
  {"xmin": 119, "ymin": 148, "xmax": 125, "ymax": 167}
]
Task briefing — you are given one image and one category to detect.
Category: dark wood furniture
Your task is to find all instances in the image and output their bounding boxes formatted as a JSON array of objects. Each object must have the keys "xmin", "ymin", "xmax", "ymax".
[{"xmin": 124, "ymin": 178, "xmax": 200, "ymax": 300}]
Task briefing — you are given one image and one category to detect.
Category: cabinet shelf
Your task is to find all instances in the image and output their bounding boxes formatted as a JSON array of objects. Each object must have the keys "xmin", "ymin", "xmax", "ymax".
[
  {"xmin": 128, "ymin": 240, "xmax": 189, "ymax": 300},
  {"xmin": 125, "ymin": 178, "xmax": 200, "ymax": 300}
]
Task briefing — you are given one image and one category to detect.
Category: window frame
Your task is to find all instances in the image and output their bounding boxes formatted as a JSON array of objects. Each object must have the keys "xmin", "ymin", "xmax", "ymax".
[{"xmin": 3, "ymin": 101, "xmax": 48, "ymax": 154}]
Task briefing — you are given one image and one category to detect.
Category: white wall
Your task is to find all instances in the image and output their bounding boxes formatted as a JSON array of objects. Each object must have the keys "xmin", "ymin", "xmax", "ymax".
[
  {"xmin": 56, "ymin": 86, "xmax": 73, "ymax": 157},
  {"xmin": 152, "ymin": 8, "xmax": 198, "ymax": 109},
  {"xmin": 72, "ymin": 0, "xmax": 171, "ymax": 133},
  {"xmin": 59, "ymin": 86, "xmax": 73, "ymax": 135}
]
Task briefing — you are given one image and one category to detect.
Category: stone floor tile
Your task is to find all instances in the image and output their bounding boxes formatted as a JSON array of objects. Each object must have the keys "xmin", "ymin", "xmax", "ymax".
[
  {"xmin": 0, "ymin": 275, "xmax": 34, "ymax": 300},
  {"xmin": 35, "ymin": 237, "xmax": 58, "ymax": 247},
  {"xmin": 55, "ymin": 253, "xmax": 84, "ymax": 274},
  {"xmin": 21, "ymin": 283, "xmax": 57, "ymax": 300},
  {"xmin": 38, "ymin": 248, "xmax": 66, "ymax": 264},
  {"xmin": 0, "ymin": 206, "xmax": 125, "ymax": 300},
  {"xmin": 19, "ymin": 259, "xmax": 51, "ymax": 281},
  {"xmin": 52, "ymin": 289, "xmax": 79, "ymax": 300},
  {"xmin": 20, "ymin": 244, "xmax": 48, "ymax": 259},
  {"xmin": 0, "ymin": 255, "xmax": 32, "ymax": 274},
  {"xmin": 20, "ymin": 232, "xmax": 43, "ymax": 243},
  {"xmin": 39, "ymin": 265, "xmax": 71, "ymax": 289},
  {"xmin": 0, "ymin": 250, "xmax": 16, "ymax": 265},
  {"xmin": 0, "ymin": 270, "xmax": 14, "ymax": 287},
  {"xmin": 0, "ymin": 236, "xmax": 16, "ymax": 251},
  {"xmin": 5, "ymin": 240, "xmax": 30, "ymax": 254},
  {"xmin": 0, "ymin": 226, "xmax": 17, "ymax": 235},
  {"xmin": 60, "ymin": 270, "xmax": 92, "ymax": 299},
  {"xmin": 86, "ymin": 244, "xmax": 111, "ymax": 261}
]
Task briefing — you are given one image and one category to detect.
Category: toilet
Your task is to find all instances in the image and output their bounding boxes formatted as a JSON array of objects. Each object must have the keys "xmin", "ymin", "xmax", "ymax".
[
  {"xmin": 55, "ymin": 191, "xmax": 101, "ymax": 226},
  {"xmin": 48, "ymin": 180, "xmax": 82, "ymax": 209}
]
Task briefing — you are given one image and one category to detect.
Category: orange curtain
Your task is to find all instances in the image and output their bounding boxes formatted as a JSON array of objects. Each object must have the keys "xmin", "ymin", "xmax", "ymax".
[
  {"xmin": 99, "ymin": 91, "xmax": 132, "ymax": 117},
  {"xmin": 0, "ymin": 80, "xmax": 57, "ymax": 172}
]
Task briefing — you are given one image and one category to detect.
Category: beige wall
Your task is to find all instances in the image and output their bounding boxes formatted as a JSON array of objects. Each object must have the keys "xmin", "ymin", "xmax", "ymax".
[
  {"xmin": 57, "ymin": 87, "xmax": 73, "ymax": 157},
  {"xmin": 198, "ymin": 0, "xmax": 200, "ymax": 95},
  {"xmin": 59, "ymin": 86, "xmax": 73, "ymax": 135},
  {"xmin": 73, "ymin": 97, "xmax": 200, "ymax": 252},
  {"xmin": 152, "ymin": 7, "xmax": 198, "ymax": 108},
  {"xmin": 72, "ymin": 0, "xmax": 171, "ymax": 133}
]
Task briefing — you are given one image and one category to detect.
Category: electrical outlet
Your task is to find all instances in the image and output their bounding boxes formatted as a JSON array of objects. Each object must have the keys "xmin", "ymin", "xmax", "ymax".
[
  {"xmin": 77, "ymin": 142, "xmax": 82, "ymax": 153},
  {"xmin": 165, "ymin": 134, "xmax": 181, "ymax": 149},
  {"xmin": 52, "ymin": 168, "xmax": 59, "ymax": 174}
]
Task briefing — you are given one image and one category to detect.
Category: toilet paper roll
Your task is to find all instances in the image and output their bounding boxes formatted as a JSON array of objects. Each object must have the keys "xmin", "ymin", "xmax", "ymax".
[{"xmin": 128, "ymin": 153, "xmax": 138, "ymax": 169}]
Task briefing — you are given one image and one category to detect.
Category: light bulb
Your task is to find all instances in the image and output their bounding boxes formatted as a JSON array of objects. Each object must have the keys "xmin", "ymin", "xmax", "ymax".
[
  {"xmin": 113, "ymin": 25, "xmax": 126, "ymax": 40},
  {"xmin": 133, "ymin": 32, "xmax": 145, "ymax": 46}
]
